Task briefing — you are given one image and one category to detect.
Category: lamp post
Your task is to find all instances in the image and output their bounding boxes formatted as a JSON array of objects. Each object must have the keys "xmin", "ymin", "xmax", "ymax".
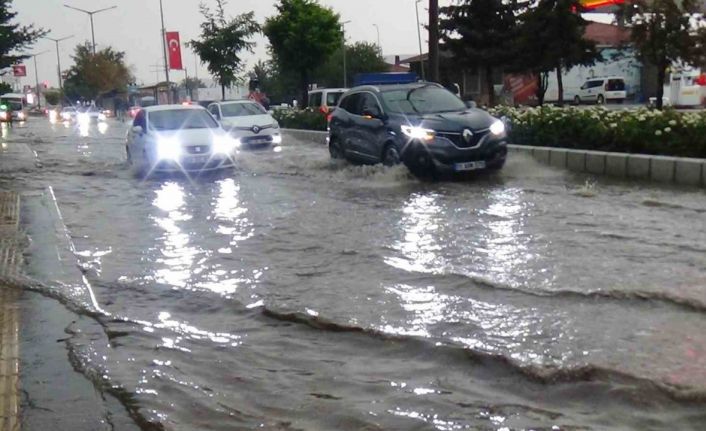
[
  {"xmin": 30, "ymin": 51, "xmax": 50, "ymax": 109},
  {"xmin": 43, "ymin": 35, "xmax": 74, "ymax": 90},
  {"xmin": 372, "ymin": 24, "xmax": 381, "ymax": 55},
  {"xmin": 415, "ymin": 0, "xmax": 426, "ymax": 80},
  {"xmin": 64, "ymin": 4, "xmax": 117, "ymax": 54},
  {"xmin": 342, "ymin": 20, "xmax": 351, "ymax": 88},
  {"xmin": 158, "ymin": 0, "xmax": 171, "ymax": 104},
  {"xmin": 429, "ymin": 0, "xmax": 439, "ymax": 82}
]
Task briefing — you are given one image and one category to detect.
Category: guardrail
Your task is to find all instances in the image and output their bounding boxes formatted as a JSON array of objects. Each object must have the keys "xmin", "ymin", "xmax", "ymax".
[{"xmin": 282, "ymin": 129, "xmax": 706, "ymax": 187}]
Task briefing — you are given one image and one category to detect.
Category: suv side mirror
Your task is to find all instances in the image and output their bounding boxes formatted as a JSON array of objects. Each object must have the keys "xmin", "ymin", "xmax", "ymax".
[
  {"xmin": 132, "ymin": 125, "xmax": 143, "ymax": 135},
  {"xmin": 465, "ymin": 100, "xmax": 477, "ymax": 109},
  {"xmin": 362, "ymin": 106, "xmax": 382, "ymax": 119}
]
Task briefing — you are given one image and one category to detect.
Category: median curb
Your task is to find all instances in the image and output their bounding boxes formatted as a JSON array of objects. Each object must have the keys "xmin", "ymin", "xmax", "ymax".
[{"xmin": 283, "ymin": 129, "xmax": 706, "ymax": 187}]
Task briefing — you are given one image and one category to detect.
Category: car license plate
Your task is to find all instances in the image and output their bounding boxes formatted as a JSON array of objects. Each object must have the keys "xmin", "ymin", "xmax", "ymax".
[
  {"xmin": 185, "ymin": 155, "xmax": 208, "ymax": 164},
  {"xmin": 454, "ymin": 161, "xmax": 486, "ymax": 171}
]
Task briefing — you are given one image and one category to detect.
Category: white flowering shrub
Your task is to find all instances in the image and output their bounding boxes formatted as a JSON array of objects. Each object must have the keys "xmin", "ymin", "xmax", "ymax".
[{"xmin": 488, "ymin": 106, "xmax": 706, "ymax": 158}]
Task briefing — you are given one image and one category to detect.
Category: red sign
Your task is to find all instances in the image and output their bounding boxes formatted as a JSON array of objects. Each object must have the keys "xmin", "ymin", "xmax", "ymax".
[
  {"xmin": 166, "ymin": 31, "xmax": 183, "ymax": 70},
  {"xmin": 12, "ymin": 65, "xmax": 26, "ymax": 77}
]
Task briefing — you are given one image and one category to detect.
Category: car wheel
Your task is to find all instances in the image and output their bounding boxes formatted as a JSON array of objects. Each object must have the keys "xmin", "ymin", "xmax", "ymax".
[
  {"xmin": 329, "ymin": 138, "xmax": 343, "ymax": 159},
  {"xmin": 382, "ymin": 143, "xmax": 401, "ymax": 167},
  {"xmin": 597, "ymin": 95, "xmax": 605, "ymax": 105},
  {"xmin": 573, "ymin": 95, "xmax": 581, "ymax": 105}
]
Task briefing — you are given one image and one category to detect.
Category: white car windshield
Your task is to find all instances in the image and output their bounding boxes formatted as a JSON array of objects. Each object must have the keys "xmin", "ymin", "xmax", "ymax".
[
  {"xmin": 220, "ymin": 102, "xmax": 266, "ymax": 117},
  {"xmin": 149, "ymin": 109, "xmax": 219, "ymax": 130}
]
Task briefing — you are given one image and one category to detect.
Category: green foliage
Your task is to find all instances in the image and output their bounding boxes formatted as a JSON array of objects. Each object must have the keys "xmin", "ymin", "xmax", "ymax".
[
  {"xmin": 511, "ymin": 0, "xmax": 599, "ymax": 106},
  {"xmin": 264, "ymin": 0, "xmax": 343, "ymax": 106},
  {"xmin": 189, "ymin": 0, "xmax": 260, "ymax": 99},
  {"xmin": 271, "ymin": 108, "xmax": 327, "ymax": 131},
  {"xmin": 44, "ymin": 89, "xmax": 62, "ymax": 106},
  {"xmin": 440, "ymin": 0, "xmax": 517, "ymax": 106},
  {"xmin": 0, "ymin": 0, "xmax": 47, "ymax": 69},
  {"xmin": 313, "ymin": 42, "xmax": 388, "ymax": 88},
  {"xmin": 490, "ymin": 106, "xmax": 706, "ymax": 158},
  {"xmin": 251, "ymin": 59, "xmax": 298, "ymax": 104},
  {"xmin": 617, "ymin": 0, "xmax": 706, "ymax": 110},
  {"xmin": 0, "ymin": 82, "xmax": 11, "ymax": 94},
  {"xmin": 180, "ymin": 77, "xmax": 205, "ymax": 90},
  {"xmin": 63, "ymin": 43, "xmax": 132, "ymax": 101}
]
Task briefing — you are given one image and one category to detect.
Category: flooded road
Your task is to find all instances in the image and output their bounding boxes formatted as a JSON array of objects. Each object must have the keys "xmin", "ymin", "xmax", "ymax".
[{"xmin": 2, "ymin": 119, "xmax": 706, "ymax": 430}]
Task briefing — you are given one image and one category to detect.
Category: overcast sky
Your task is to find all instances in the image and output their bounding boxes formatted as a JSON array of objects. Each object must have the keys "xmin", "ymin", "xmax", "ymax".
[{"xmin": 13, "ymin": 0, "xmax": 465, "ymax": 88}]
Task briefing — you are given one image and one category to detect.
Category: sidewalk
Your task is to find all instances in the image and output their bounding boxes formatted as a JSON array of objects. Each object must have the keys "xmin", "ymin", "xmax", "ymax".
[{"xmin": 0, "ymin": 191, "xmax": 21, "ymax": 431}]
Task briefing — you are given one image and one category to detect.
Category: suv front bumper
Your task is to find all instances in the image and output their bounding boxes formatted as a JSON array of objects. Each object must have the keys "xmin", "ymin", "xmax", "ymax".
[{"xmin": 401, "ymin": 135, "xmax": 508, "ymax": 175}]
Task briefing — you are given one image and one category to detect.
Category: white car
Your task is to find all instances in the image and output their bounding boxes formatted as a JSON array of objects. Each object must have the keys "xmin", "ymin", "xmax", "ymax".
[
  {"xmin": 574, "ymin": 76, "xmax": 627, "ymax": 105},
  {"xmin": 126, "ymin": 105, "xmax": 238, "ymax": 175},
  {"xmin": 207, "ymin": 100, "xmax": 282, "ymax": 148},
  {"xmin": 77, "ymin": 106, "xmax": 107, "ymax": 123}
]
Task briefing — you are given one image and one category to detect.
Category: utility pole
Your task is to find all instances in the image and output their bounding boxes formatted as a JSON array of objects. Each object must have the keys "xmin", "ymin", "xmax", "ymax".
[
  {"xmin": 428, "ymin": 0, "xmax": 439, "ymax": 83},
  {"xmin": 159, "ymin": 0, "xmax": 171, "ymax": 104},
  {"xmin": 64, "ymin": 4, "xmax": 117, "ymax": 54},
  {"xmin": 342, "ymin": 21, "xmax": 351, "ymax": 88},
  {"xmin": 373, "ymin": 24, "xmax": 381, "ymax": 55},
  {"xmin": 31, "ymin": 51, "xmax": 50, "ymax": 109},
  {"xmin": 415, "ymin": 0, "xmax": 426, "ymax": 80},
  {"xmin": 43, "ymin": 35, "xmax": 74, "ymax": 90}
]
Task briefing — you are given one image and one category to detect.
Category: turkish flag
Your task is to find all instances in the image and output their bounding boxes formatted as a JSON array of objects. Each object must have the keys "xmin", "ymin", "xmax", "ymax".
[
  {"xmin": 166, "ymin": 32, "xmax": 183, "ymax": 70},
  {"xmin": 12, "ymin": 65, "xmax": 26, "ymax": 77}
]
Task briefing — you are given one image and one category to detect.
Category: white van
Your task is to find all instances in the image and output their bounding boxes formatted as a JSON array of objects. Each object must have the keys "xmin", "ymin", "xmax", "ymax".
[
  {"xmin": 574, "ymin": 77, "xmax": 627, "ymax": 105},
  {"xmin": 307, "ymin": 88, "xmax": 348, "ymax": 114}
]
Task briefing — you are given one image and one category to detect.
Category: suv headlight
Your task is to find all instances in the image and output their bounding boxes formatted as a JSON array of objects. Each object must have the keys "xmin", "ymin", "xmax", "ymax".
[
  {"xmin": 489, "ymin": 119, "xmax": 505, "ymax": 136},
  {"xmin": 401, "ymin": 125, "xmax": 435, "ymax": 142},
  {"xmin": 213, "ymin": 135, "xmax": 239, "ymax": 154},
  {"xmin": 157, "ymin": 138, "xmax": 182, "ymax": 160}
]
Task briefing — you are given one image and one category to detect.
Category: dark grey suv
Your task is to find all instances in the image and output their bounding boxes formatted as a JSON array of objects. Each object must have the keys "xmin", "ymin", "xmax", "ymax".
[{"xmin": 327, "ymin": 83, "xmax": 508, "ymax": 176}]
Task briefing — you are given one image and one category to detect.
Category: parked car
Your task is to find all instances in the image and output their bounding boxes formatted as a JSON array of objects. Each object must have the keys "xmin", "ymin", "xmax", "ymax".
[
  {"xmin": 328, "ymin": 83, "xmax": 508, "ymax": 177},
  {"xmin": 574, "ymin": 76, "xmax": 627, "ymax": 105},
  {"xmin": 207, "ymin": 100, "xmax": 282, "ymax": 148},
  {"xmin": 126, "ymin": 105, "xmax": 238, "ymax": 175},
  {"xmin": 0, "ymin": 93, "xmax": 27, "ymax": 122},
  {"xmin": 307, "ymin": 88, "xmax": 348, "ymax": 114}
]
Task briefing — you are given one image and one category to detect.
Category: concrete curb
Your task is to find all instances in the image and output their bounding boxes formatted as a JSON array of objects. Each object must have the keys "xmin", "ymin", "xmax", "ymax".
[{"xmin": 282, "ymin": 129, "xmax": 706, "ymax": 187}]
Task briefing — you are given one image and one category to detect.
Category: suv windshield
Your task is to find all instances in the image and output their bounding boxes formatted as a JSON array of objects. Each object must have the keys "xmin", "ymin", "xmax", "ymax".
[
  {"xmin": 381, "ymin": 86, "xmax": 466, "ymax": 114},
  {"xmin": 149, "ymin": 109, "xmax": 219, "ymax": 130},
  {"xmin": 221, "ymin": 102, "xmax": 266, "ymax": 117}
]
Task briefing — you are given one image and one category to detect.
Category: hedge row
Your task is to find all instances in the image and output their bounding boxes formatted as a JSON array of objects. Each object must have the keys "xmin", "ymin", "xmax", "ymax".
[{"xmin": 271, "ymin": 108, "xmax": 327, "ymax": 131}]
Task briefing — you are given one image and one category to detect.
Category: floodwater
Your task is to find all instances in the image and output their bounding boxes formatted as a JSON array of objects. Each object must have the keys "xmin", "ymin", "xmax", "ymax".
[{"xmin": 2, "ymin": 118, "xmax": 706, "ymax": 430}]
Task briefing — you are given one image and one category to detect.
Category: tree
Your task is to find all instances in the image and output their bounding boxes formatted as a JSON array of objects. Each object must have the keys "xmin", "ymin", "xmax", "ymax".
[
  {"xmin": 511, "ymin": 0, "xmax": 598, "ymax": 106},
  {"xmin": 439, "ymin": 0, "xmax": 518, "ymax": 106},
  {"xmin": 250, "ymin": 58, "xmax": 299, "ymax": 105},
  {"xmin": 264, "ymin": 0, "xmax": 343, "ymax": 107},
  {"xmin": 188, "ymin": 0, "xmax": 260, "ymax": 99},
  {"xmin": 312, "ymin": 42, "xmax": 388, "ymax": 88},
  {"xmin": 180, "ymin": 77, "xmax": 205, "ymax": 91},
  {"xmin": 63, "ymin": 43, "xmax": 132, "ymax": 101},
  {"xmin": 0, "ymin": 0, "xmax": 47, "ymax": 70},
  {"xmin": 0, "ymin": 82, "xmax": 11, "ymax": 94},
  {"xmin": 618, "ymin": 0, "xmax": 706, "ymax": 110}
]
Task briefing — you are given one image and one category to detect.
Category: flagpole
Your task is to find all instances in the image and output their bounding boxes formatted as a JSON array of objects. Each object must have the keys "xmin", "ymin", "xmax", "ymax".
[{"xmin": 159, "ymin": 0, "xmax": 171, "ymax": 104}]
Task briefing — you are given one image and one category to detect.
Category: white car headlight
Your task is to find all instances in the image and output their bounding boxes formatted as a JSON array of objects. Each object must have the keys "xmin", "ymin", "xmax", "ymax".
[
  {"xmin": 272, "ymin": 134, "xmax": 282, "ymax": 145},
  {"xmin": 98, "ymin": 113, "xmax": 107, "ymax": 121},
  {"xmin": 401, "ymin": 125, "xmax": 435, "ymax": 142},
  {"xmin": 78, "ymin": 113, "xmax": 90, "ymax": 124},
  {"xmin": 213, "ymin": 135, "xmax": 239, "ymax": 154},
  {"xmin": 17, "ymin": 112, "xmax": 25, "ymax": 120},
  {"xmin": 157, "ymin": 138, "xmax": 182, "ymax": 160},
  {"xmin": 489, "ymin": 119, "xmax": 506, "ymax": 136}
]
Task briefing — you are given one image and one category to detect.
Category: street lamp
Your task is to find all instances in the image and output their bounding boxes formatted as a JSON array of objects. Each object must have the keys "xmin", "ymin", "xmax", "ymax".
[
  {"xmin": 372, "ymin": 24, "xmax": 381, "ymax": 55},
  {"xmin": 64, "ymin": 4, "xmax": 117, "ymax": 54},
  {"xmin": 30, "ymin": 50, "xmax": 50, "ymax": 109},
  {"xmin": 415, "ymin": 0, "xmax": 426, "ymax": 80},
  {"xmin": 43, "ymin": 34, "xmax": 74, "ymax": 90},
  {"xmin": 342, "ymin": 20, "xmax": 351, "ymax": 88}
]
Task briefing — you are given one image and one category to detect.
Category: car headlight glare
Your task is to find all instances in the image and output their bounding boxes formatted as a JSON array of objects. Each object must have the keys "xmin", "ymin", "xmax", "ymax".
[
  {"xmin": 98, "ymin": 113, "xmax": 107, "ymax": 121},
  {"xmin": 401, "ymin": 125, "xmax": 435, "ymax": 142},
  {"xmin": 78, "ymin": 113, "xmax": 90, "ymax": 123},
  {"xmin": 17, "ymin": 112, "xmax": 25, "ymax": 120},
  {"xmin": 157, "ymin": 138, "xmax": 182, "ymax": 160},
  {"xmin": 213, "ymin": 135, "xmax": 239, "ymax": 154},
  {"xmin": 272, "ymin": 134, "xmax": 282, "ymax": 145},
  {"xmin": 490, "ymin": 119, "xmax": 506, "ymax": 136}
]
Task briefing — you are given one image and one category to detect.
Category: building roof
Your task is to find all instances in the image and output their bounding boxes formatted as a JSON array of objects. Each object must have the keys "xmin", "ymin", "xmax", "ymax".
[{"xmin": 584, "ymin": 22, "xmax": 631, "ymax": 46}]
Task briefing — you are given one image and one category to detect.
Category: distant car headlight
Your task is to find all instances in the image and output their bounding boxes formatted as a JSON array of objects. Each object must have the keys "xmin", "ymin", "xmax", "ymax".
[
  {"xmin": 489, "ymin": 119, "xmax": 506, "ymax": 136},
  {"xmin": 98, "ymin": 113, "xmax": 107, "ymax": 121},
  {"xmin": 401, "ymin": 125, "xmax": 435, "ymax": 142},
  {"xmin": 0, "ymin": 112, "xmax": 7, "ymax": 120},
  {"xmin": 17, "ymin": 112, "xmax": 25, "ymax": 120},
  {"xmin": 213, "ymin": 135, "xmax": 239, "ymax": 154},
  {"xmin": 78, "ymin": 113, "xmax": 90, "ymax": 123},
  {"xmin": 272, "ymin": 134, "xmax": 282, "ymax": 145},
  {"xmin": 62, "ymin": 112, "xmax": 71, "ymax": 121},
  {"xmin": 157, "ymin": 138, "xmax": 182, "ymax": 160}
]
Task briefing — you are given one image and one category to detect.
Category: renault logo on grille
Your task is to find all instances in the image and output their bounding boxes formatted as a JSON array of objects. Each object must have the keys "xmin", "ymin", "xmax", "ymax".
[
  {"xmin": 252, "ymin": 126, "xmax": 260, "ymax": 134},
  {"xmin": 462, "ymin": 129, "xmax": 474, "ymax": 143}
]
